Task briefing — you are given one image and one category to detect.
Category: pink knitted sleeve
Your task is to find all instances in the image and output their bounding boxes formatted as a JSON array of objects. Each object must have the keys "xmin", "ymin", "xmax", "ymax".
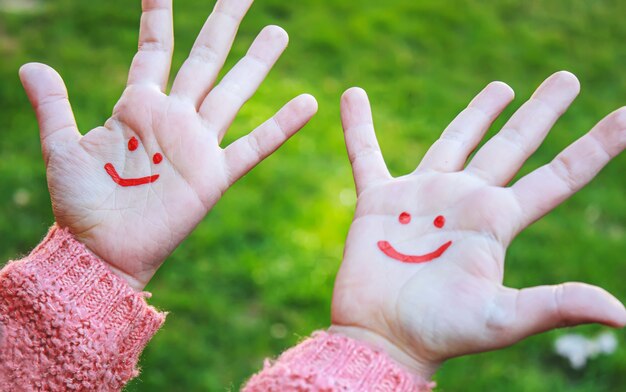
[
  {"xmin": 0, "ymin": 225, "xmax": 165, "ymax": 391},
  {"xmin": 243, "ymin": 331, "xmax": 436, "ymax": 391}
]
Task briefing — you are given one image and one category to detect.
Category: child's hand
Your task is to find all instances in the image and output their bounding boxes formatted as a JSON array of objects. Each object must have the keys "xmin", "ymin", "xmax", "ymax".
[
  {"xmin": 18, "ymin": 0, "xmax": 317, "ymax": 291},
  {"xmin": 331, "ymin": 72, "xmax": 626, "ymax": 378}
]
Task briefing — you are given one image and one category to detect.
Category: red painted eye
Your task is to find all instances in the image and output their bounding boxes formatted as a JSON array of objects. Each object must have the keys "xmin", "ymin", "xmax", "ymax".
[
  {"xmin": 128, "ymin": 137, "xmax": 139, "ymax": 151},
  {"xmin": 153, "ymin": 153, "xmax": 163, "ymax": 164},
  {"xmin": 433, "ymin": 215, "xmax": 445, "ymax": 228},
  {"xmin": 399, "ymin": 212, "xmax": 411, "ymax": 224}
]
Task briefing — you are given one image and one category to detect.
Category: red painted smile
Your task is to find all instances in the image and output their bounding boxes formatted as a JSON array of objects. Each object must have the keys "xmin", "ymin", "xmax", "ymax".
[
  {"xmin": 105, "ymin": 163, "xmax": 159, "ymax": 187},
  {"xmin": 105, "ymin": 137, "xmax": 163, "ymax": 187},
  {"xmin": 378, "ymin": 212, "xmax": 452, "ymax": 263},
  {"xmin": 377, "ymin": 240, "xmax": 452, "ymax": 263}
]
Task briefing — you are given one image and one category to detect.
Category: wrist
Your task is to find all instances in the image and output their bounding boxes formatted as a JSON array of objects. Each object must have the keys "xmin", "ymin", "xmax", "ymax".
[
  {"xmin": 68, "ymin": 228, "xmax": 150, "ymax": 292},
  {"xmin": 103, "ymin": 263, "xmax": 149, "ymax": 292},
  {"xmin": 328, "ymin": 324, "xmax": 440, "ymax": 380},
  {"xmin": 246, "ymin": 329, "xmax": 435, "ymax": 391}
]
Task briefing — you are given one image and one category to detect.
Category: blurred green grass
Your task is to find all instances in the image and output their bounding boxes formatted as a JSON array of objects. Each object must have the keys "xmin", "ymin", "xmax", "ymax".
[{"xmin": 1, "ymin": 0, "xmax": 626, "ymax": 390}]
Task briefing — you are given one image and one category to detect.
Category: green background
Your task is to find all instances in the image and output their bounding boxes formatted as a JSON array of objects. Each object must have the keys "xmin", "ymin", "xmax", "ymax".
[{"xmin": 1, "ymin": 0, "xmax": 626, "ymax": 390}]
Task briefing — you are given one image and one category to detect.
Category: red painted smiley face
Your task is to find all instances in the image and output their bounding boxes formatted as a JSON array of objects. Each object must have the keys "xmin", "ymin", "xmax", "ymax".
[
  {"xmin": 377, "ymin": 212, "xmax": 452, "ymax": 264},
  {"xmin": 104, "ymin": 137, "xmax": 163, "ymax": 187}
]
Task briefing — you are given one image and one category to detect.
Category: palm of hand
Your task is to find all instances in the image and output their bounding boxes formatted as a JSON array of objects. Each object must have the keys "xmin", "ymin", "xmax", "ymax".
[
  {"xmin": 47, "ymin": 87, "xmax": 223, "ymax": 286},
  {"xmin": 333, "ymin": 76, "xmax": 626, "ymax": 376},
  {"xmin": 336, "ymin": 173, "xmax": 515, "ymax": 363},
  {"xmin": 20, "ymin": 0, "xmax": 317, "ymax": 290},
  {"xmin": 390, "ymin": 176, "xmax": 513, "ymax": 359}
]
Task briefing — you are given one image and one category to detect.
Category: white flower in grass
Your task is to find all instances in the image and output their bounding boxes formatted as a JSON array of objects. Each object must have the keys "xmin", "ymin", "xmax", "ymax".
[
  {"xmin": 554, "ymin": 331, "xmax": 617, "ymax": 369},
  {"xmin": 13, "ymin": 189, "xmax": 31, "ymax": 207}
]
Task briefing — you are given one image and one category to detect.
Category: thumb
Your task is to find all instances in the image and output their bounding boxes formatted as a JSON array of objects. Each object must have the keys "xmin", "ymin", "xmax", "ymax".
[
  {"xmin": 496, "ymin": 283, "xmax": 626, "ymax": 344},
  {"xmin": 19, "ymin": 63, "xmax": 80, "ymax": 163}
]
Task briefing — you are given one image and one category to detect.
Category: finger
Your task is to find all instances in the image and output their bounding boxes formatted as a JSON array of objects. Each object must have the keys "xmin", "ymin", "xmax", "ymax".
[
  {"xmin": 223, "ymin": 94, "xmax": 317, "ymax": 184},
  {"xmin": 494, "ymin": 283, "xmax": 626, "ymax": 345},
  {"xmin": 511, "ymin": 107, "xmax": 626, "ymax": 231},
  {"xmin": 200, "ymin": 25, "xmax": 289, "ymax": 142},
  {"xmin": 19, "ymin": 63, "xmax": 81, "ymax": 164},
  {"xmin": 127, "ymin": 0, "xmax": 174, "ymax": 91},
  {"xmin": 341, "ymin": 88, "xmax": 391, "ymax": 195},
  {"xmin": 170, "ymin": 0, "xmax": 254, "ymax": 108},
  {"xmin": 466, "ymin": 71, "xmax": 580, "ymax": 185},
  {"xmin": 416, "ymin": 81, "xmax": 514, "ymax": 173}
]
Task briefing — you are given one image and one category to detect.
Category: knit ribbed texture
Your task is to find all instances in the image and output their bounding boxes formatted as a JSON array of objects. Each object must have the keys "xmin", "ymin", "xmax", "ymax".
[
  {"xmin": 0, "ymin": 225, "xmax": 165, "ymax": 391},
  {"xmin": 243, "ymin": 331, "xmax": 435, "ymax": 391}
]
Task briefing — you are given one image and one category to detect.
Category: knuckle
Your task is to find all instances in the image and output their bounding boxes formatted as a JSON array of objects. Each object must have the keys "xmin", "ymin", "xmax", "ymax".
[
  {"xmin": 551, "ymin": 155, "xmax": 579, "ymax": 193},
  {"xmin": 247, "ymin": 133, "xmax": 263, "ymax": 157},
  {"xmin": 552, "ymin": 284, "xmax": 571, "ymax": 327},
  {"xmin": 138, "ymin": 41, "xmax": 172, "ymax": 53},
  {"xmin": 190, "ymin": 45, "xmax": 219, "ymax": 64}
]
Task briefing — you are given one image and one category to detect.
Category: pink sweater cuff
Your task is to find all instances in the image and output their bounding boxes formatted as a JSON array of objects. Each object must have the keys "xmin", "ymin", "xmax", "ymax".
[
  {"xmin": 243, "ymin": 331, "xmax": 435, "ymax": 391},
  {"xmin": 0, "ymin": 225, "xmax": 165, "ymax": 391}
]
